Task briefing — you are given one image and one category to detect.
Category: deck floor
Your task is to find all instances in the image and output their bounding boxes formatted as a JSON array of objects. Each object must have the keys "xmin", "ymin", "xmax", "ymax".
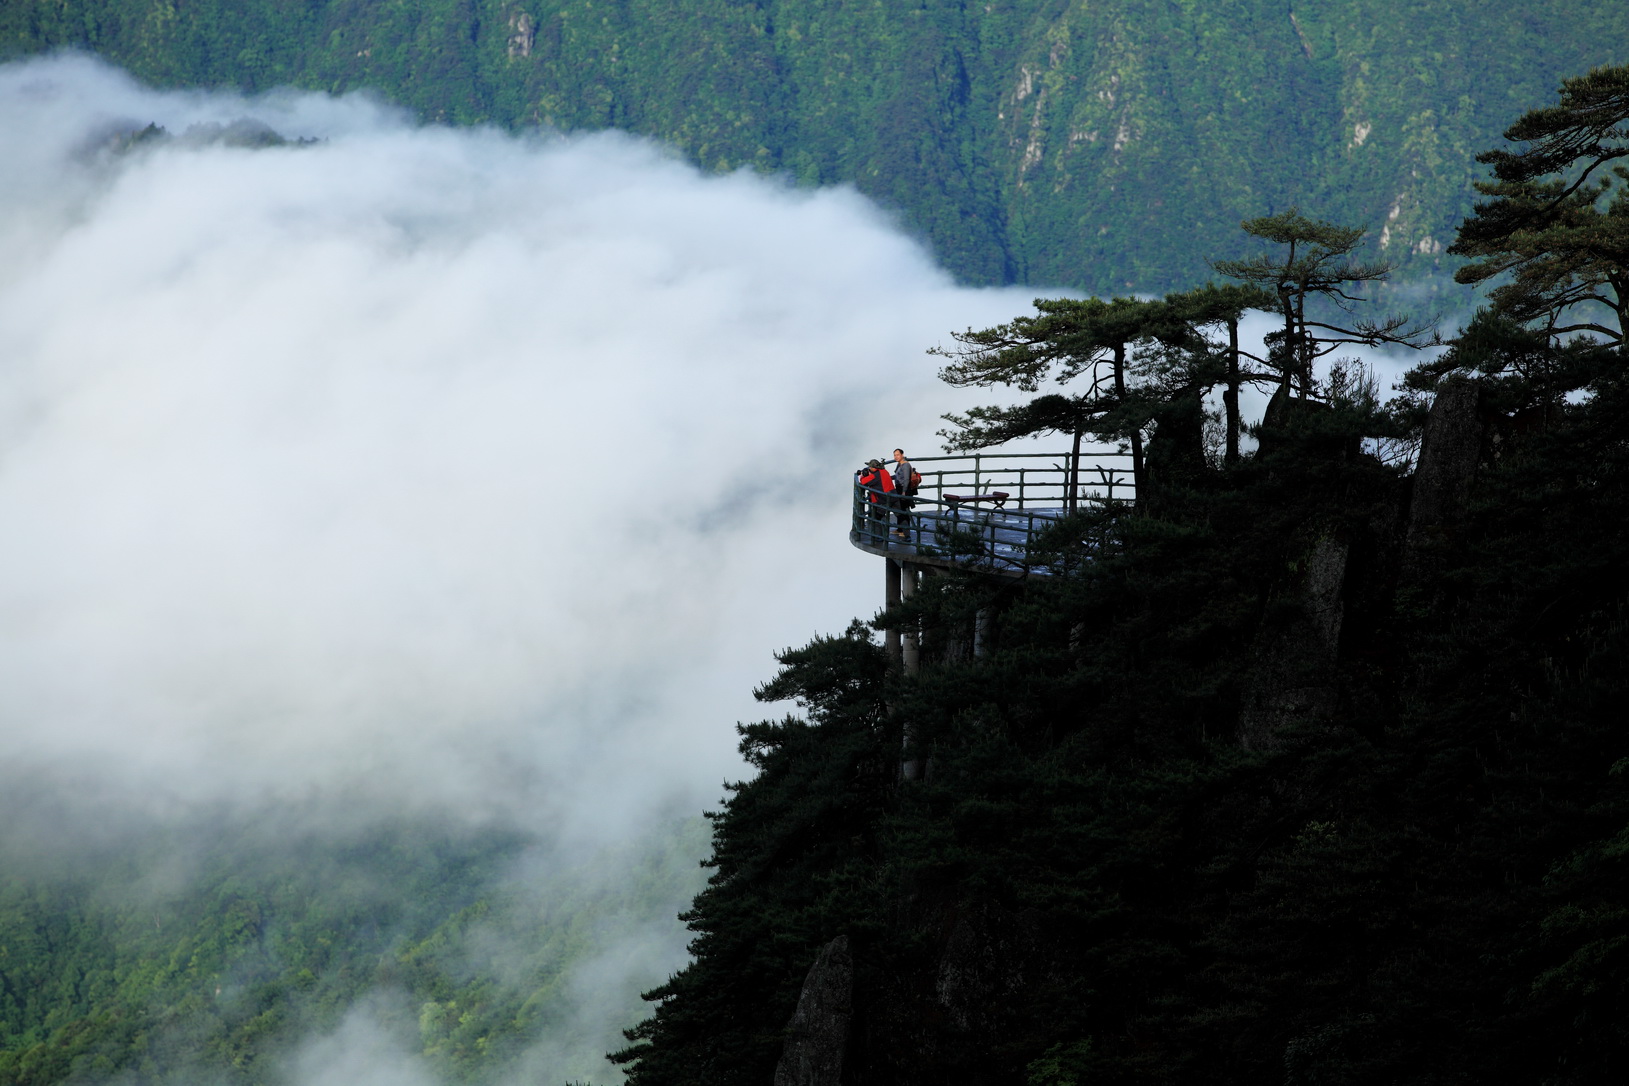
[{"xmin": 853, "ymin": 505, "xmax": 1069, "ymax": 574}]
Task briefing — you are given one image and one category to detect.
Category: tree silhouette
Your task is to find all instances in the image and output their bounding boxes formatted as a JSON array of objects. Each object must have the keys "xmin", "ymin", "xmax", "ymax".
[
  {"xmin": 1214, "ymin": 208, "xmax": 1432, "ymax": 395},
  {"xmin": 1450, "ymin": 64, "xmax": 1629, "ymax": 350},
  {"xmin": 933, "ymin": 296, "xmax": 1188, "ymax": 497}
]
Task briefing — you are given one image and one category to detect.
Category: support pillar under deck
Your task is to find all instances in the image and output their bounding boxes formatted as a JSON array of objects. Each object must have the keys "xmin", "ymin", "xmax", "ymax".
[
  {"xmin": 885, "ymin": 557, "xmax": 901, "ymax": 667},
  {"xmin": 900, "ymin": 563, "xmax": 919, "ymax": 677},
  {"xmin": 898, "ymin": 560, "xmax": 923, "ymax": 781},
  {"xmin": 974, "ymin": 607, "xmax": 992, "ymax": 659}
]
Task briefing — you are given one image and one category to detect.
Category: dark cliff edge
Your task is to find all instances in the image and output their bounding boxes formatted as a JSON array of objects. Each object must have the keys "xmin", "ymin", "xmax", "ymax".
[
  {"xmin": 613, "ymin": 64, "xmax": 1629, "ymax": 1086},
  {"xmin": 614, "ymin": 352, "xmax": 1629, "ymax": 1085}
]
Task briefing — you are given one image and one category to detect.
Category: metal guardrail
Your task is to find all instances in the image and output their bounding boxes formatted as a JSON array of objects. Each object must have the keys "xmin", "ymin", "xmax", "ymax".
[{"xmin": 850, "ymin": 451, "xmax": 1135, "ymax": 575}]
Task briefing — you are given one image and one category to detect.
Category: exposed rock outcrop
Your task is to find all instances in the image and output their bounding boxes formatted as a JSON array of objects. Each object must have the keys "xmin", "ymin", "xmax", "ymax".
[
  {"xmin": 774, "ymin": 935, "xmax": 853, "ymax": 1086},
  {"xmin": 1140, "ymin": 383, "xmax": 1209, "ymax": 514},
  {"xmin": 936, "ymin": 898, "xmax": 1032, "ymax": 1034},
  {"xmin": 1238, "ymin": 532, "xmax": 1349, "ymax": 751},
  {"xmin": 507, "ymin": 11, "xmax": 537, "ymax": 58},
  {"xmin": 1407, "ymin": 376, "xmax": 1483, "ymax": 547}
]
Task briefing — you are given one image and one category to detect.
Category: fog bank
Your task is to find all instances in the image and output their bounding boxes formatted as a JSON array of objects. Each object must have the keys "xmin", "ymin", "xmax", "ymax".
[{"xmin": 0, "ymin": 55, "xmax": 1039, "ymax": 844}]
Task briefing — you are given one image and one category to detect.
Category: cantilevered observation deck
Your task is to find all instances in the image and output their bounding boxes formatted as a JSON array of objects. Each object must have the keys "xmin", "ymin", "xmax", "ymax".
[
  {"xmin": 850, "ymin": 451, "xmax": 1134, "ymax": 577},
  {"xmin": 854, "ymin": 452, "xmax": 1134, "ymax": 777}
]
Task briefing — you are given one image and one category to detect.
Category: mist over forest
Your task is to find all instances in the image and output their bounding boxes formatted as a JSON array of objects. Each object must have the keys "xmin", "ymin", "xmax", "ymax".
[{"xmin": 0, "ymin": 54, "xmax": 1045, "ymax": 1084}]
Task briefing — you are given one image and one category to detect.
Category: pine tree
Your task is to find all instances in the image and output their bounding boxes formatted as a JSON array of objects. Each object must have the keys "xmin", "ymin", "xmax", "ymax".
[
  {"xmin": 1449, "ymin": 64, "xmax": 1629, "ymax": 349},
  {"xmin": 1162, "ymin": 283, "xmax": 1277, "ymax": 464},
  {"xmin": 1213, "ymin": 209, "xmax": 1430, "ymax": 394},
  {"xmin": 932, "ymin": 296, "xmax": 1189, "ymax": 495}
]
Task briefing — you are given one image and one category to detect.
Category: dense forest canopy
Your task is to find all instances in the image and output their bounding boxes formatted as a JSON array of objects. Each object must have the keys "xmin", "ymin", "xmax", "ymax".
[
  {"xmin": 2, "ymin": 0, "xmax": 1627, "ymax": 290},
  {"xmin": 0, "ymin": 808, "xmax": 709, "ymax": 1085}
]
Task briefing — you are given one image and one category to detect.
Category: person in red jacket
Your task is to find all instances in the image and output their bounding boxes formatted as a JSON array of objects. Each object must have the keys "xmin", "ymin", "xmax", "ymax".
[{"xmin": 857, "ymin": 458, "xmax": 893, "ymax": 543}]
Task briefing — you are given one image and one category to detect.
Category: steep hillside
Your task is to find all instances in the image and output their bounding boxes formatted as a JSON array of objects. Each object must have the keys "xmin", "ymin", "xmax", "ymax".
[
  {"xmin": 3, "ymin": 0, "xmax": 1624, "ymax": 289},
  {"xmin": 0, "ymin": 812, "xmax": 708, "ymax": 1085}
]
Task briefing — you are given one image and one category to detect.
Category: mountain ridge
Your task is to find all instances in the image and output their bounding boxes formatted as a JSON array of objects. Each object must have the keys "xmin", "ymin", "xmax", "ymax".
[{"xmin": 4, "ymin": 0, "xmax": 1625, "ymax": 290}]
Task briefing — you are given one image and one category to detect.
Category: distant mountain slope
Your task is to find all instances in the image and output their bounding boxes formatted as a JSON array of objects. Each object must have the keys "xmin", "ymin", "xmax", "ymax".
[
  {"xmin": 3, "ymin": 1, "xmax": 1624, "ymax": 289},
  {"xmin": 0, "ymin": 812, "xmax": 708, "ymax": 1085}
]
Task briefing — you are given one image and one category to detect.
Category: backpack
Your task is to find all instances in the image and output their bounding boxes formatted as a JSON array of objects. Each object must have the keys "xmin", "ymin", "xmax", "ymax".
[{"xmin": 908, "ymin": 469, "xmax": 922, "ymax": 495}]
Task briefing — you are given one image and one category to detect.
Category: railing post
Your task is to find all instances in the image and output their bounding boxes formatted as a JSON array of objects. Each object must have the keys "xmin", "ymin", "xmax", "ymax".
[{"xmin": 859, "ymin": 480, "xmax": 883, "ymax": 546}]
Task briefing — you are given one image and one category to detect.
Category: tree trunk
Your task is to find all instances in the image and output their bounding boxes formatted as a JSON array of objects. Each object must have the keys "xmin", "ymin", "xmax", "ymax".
[
  {"xmin": 1610, "ymin": 273, "xmax": 1626, "ymax": 350},
  {"xmin": 1225, "ymin": 315, "xmax": 1242, "ymax": 465},
  {"xmin": 1277, "ymin": 286, "xmax": 1295, "ymax": 395},
  {"xmin": 1069, "ymin": 425, "xmax": 1082, "ymax": 513},
  {"xmin": 1112, "ymin": 343, "xmax": 1145, "ymax": 495},
  {"xmin": 1294, "ymin": 290, "xmax": 1311, "ymax": 394}
]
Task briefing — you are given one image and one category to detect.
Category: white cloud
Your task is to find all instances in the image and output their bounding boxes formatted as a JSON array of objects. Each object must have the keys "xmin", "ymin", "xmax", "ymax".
[
  {"xmin": 0, "ymin": 55, "xmax": 1036, "ymax": 842},
  {"xmin": 282, "ymin": 997, "xmax": 441, "ymax": 1086}
]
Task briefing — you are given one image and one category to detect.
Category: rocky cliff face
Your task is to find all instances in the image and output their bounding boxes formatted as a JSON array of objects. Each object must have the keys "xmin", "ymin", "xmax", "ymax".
[{"xmin": 774, "ymin": 936, "xmax": 853, "ymax": 1086}]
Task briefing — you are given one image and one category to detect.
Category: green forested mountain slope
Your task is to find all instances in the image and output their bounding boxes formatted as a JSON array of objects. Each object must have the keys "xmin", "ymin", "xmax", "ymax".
[
  {"xmin": 0, "ymin": 815, "xmax": 708, "ymax": 1085},
  {"xmin": 2, "ymin": 1, "xmax": 1624, "ymax": 290}
]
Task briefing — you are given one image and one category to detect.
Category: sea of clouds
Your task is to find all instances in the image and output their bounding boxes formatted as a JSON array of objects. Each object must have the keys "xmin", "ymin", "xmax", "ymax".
[
  {"xmin": 0, "ymin": 53, "xmax": 1059, "ymax": 1084},
  {"xmin": 0, "ymin": 55, "xmax": 1053, "ymax": 837}
]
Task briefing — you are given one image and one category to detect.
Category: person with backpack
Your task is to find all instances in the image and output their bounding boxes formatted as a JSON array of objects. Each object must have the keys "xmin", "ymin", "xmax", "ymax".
[
  {"xmin": 857, "ymin": 458, "xmax": 894, "ymax": 542},
  {"xmin": 891, "ymin": 448, "xmax": 919, "ymax": 539}
]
